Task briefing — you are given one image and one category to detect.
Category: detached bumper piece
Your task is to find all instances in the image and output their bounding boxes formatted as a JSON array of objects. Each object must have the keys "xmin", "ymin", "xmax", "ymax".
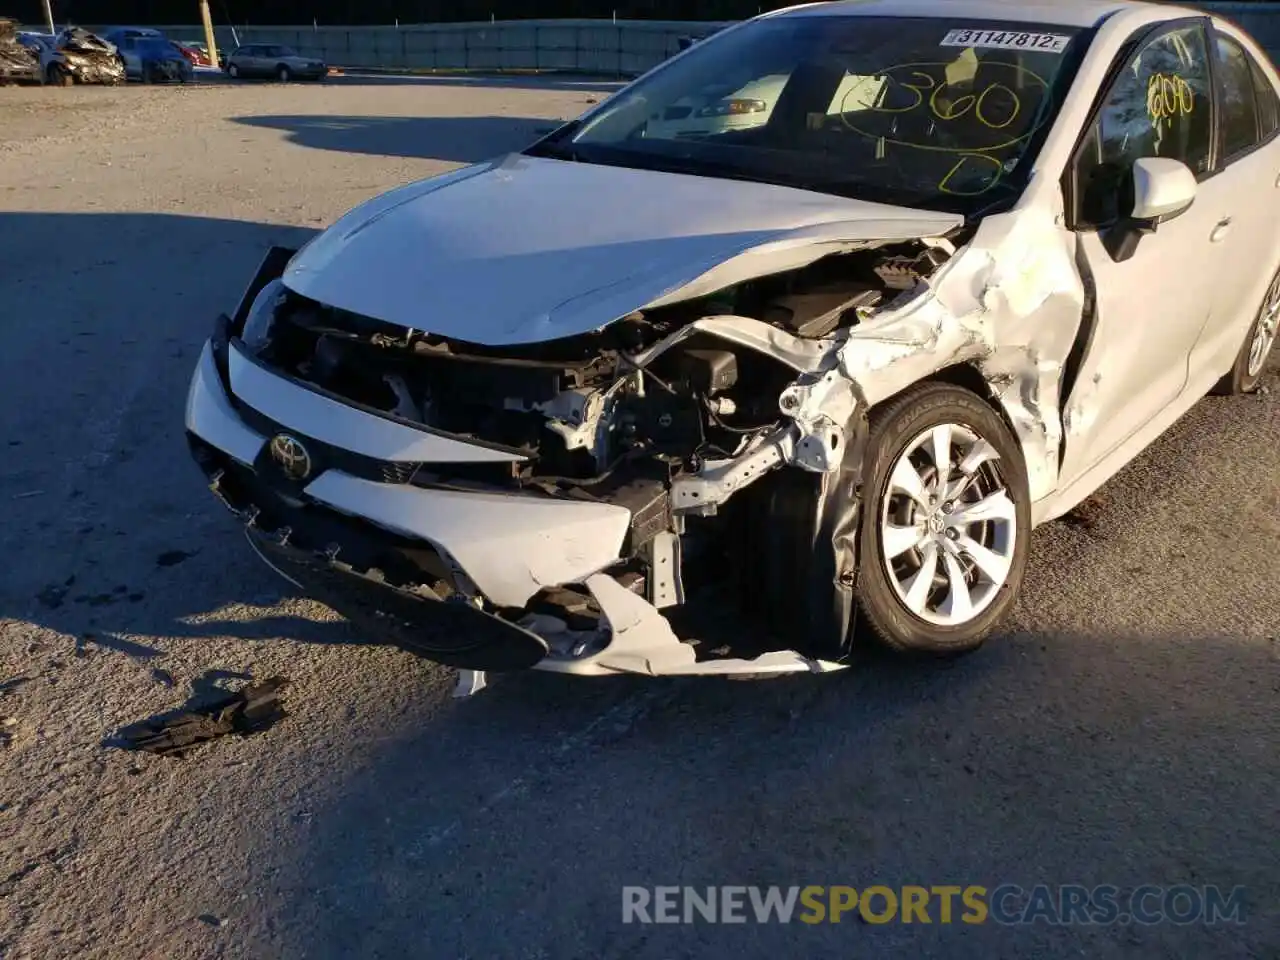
[{"xmin": 120, "ymin": 678, "xmax": 289, "ymax": 758}]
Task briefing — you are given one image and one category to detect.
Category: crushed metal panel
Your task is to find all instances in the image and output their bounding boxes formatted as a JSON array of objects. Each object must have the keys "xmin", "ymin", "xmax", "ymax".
[{"xmin": 819, "ymin": 197, "xmax": 1086, "ymax": 504}]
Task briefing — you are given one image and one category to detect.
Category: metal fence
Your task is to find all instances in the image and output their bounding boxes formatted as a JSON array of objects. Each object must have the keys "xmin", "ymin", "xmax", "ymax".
[
  {"xmin": 32, "ymin": 5, "xmax": 1280, "ymax": 77},
  {"xmin": 187, "ymin": 19, "xmax": 728, "ymax": 76}
]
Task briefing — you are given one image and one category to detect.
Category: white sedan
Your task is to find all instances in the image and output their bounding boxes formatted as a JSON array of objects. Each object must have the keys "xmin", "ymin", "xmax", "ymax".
[{"xmin": 185, "ymin": 0, "xmax": 1279, "ymax": 689}]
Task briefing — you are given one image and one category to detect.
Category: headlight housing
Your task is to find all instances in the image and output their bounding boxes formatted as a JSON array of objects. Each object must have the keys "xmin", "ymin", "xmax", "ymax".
[{"xmin": 241, "ymin": 278, "xmax": 286, "ymax": 352}]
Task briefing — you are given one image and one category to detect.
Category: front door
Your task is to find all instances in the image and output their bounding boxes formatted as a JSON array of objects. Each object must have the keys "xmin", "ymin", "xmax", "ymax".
[{"xmin": 1058, "ymin": 20, "xmax": 1227, "ymax": 488}]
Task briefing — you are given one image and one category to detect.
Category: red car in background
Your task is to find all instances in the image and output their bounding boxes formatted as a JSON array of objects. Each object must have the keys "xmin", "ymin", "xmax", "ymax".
[{"xmin": 172, "ymin": 40, "xmax": 211, "ymax": 67}]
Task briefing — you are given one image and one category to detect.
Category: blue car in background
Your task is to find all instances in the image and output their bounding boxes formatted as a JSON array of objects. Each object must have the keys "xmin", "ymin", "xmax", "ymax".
[{"xmin": 101, "ymin": 27, "xmax": 192, "ymax": 82}]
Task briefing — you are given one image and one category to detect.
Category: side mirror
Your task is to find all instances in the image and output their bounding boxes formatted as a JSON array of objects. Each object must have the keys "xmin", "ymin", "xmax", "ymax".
[
  {"xmin": 1103, "ymin": 157, "xmax": 1197, "ymax": 263},
  {"xmin": 1131, "ymin": 156, "xmax": 1197, "ymax": 221}
]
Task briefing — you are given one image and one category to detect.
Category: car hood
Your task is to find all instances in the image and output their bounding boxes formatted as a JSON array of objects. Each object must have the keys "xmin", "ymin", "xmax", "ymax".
[{"xmin": 282, "ymin": 154, "xmax": 963, "ymax": 346}]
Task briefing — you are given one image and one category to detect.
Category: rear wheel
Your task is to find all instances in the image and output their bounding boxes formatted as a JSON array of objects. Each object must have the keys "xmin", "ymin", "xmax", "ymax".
[
  {"xmin": 1213, "ymin": 267, "xmax": 1280, "ymax": 395},
  {"xmin": 856, "ymin": 382, "xmax": 1030, "ymax": 656}
]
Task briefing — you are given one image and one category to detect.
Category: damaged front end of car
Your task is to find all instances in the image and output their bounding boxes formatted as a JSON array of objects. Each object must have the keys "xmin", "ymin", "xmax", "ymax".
[
  {"xmin": 56, "ymin": 28, "xmax": 126, "ymax": 84},
  {"xmin": 186, "ymin": 169, "xmax": 1083, "ymax": 685}
]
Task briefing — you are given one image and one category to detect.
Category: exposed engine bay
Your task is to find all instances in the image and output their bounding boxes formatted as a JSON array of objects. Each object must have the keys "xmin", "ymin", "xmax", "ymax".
[
  {"xmin": 251, "ymin": 241, "xmax": 947, "ymax": 494},
  {"xmin": 231, "ymin": 239, "xmax": 956, "ymax": 657}
]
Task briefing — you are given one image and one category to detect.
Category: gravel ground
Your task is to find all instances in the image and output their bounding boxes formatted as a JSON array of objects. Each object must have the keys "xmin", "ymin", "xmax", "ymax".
[{"xmin": 0, "ymin": 77, "xmax": 1277, "ymax": 960}]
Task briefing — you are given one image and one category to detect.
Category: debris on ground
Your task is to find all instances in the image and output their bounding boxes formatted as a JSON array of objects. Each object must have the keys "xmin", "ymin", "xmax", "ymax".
[{"xmin": 119, "ymin": 678, "xmax": 290, "ymax": 757}]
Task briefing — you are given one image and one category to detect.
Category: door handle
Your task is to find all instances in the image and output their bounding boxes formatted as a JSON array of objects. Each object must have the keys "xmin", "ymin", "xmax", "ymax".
[{"xmin": 1210, "ymin": 218, "xmax": 1232, "ymax": 243}]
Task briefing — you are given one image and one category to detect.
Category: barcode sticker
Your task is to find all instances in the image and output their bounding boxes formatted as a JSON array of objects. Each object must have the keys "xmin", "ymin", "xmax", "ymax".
[{"xmin": 940, "ymin": 29, "xmax": 1072, "ymax": 53}]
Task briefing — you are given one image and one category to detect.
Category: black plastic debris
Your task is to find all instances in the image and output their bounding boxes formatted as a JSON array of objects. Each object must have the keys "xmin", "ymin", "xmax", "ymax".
[{"xmin": 120, "ymin": 678, "xmax": 289, "ymax": 758}]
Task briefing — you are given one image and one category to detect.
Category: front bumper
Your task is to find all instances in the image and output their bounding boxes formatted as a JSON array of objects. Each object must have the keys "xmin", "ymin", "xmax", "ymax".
[{"xmin": 184, "ymin": 256, "xmax": 845, "ymax": 679}]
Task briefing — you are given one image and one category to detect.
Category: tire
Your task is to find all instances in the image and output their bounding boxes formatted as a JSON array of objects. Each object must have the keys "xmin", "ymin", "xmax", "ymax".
[
  {"xmin": 141, "ymin": 64, "xmax": 153, "ymax": 84},
  {"xmin": 856, "ymin": 382, "xmax": 1031, "ymax": 656},
  {"xmin": 227, "ymin": 63, "xmax": 239, "ymax": 79},
  {"xmin": 277, "ymin": 64, "xmax": 291, "ymax": 82},
  {"xmin": 1212, "ymin": 267, "xmax": 1280, "ymax": 396},
  {"xmin": 49, "ymin": 65, "xmax": 73, "ymax": 87}
]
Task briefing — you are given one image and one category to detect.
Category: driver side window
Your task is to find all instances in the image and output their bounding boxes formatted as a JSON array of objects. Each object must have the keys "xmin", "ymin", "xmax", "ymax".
[{"xmin": 1073, "ymin": 24, "xmax": 1212, "ymax": 228}]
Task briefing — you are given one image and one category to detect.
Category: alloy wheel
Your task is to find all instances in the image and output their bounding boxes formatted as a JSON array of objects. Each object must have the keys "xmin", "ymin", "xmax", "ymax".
[
  {"xmin": 879, "ymin": 422, "xmax": 1017, "ymax": 627},
  {"xmin": 1247, "ymin": 270, "xmax": 1280, "ymax": 377}
]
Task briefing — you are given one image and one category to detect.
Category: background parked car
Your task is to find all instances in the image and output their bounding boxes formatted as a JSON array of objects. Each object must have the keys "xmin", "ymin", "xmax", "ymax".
[
  {"xmin": 173, "ymin": 39, "xmax": 212, "ymax": 67},
  {"xmin": 20, "ymin": 27, "xmax": 125, "ymax": 86},
  {"xmin": 0, "ymin": 18, "xmax": 42, "ymax": 84},
  {"xmin": 101, "ymin": 27, "xmax": 193, "ymax": 83},
  {"xmin": 223, "ymin": 43, "xmax": 326, "ymax": 81}
]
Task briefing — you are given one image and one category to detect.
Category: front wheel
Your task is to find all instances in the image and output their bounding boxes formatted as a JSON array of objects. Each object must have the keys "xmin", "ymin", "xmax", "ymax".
[
  {"xmin": 1213, "ymin": 267, "xmax": 1280, "ymax": 395},
  {"xmin": 49, "ymin": 64, "xmax": 73, "ymax": 86},
  {"xmin": 277, "ymin": 65, "xmax": 291, "ymax": 82},
  {"xmin": 856, "ymin": 382, "xmax": 1031, "ymax": 656},
  {"xmin": 227, "ymin": 63, "xmax": 239, "ymax": 78}
]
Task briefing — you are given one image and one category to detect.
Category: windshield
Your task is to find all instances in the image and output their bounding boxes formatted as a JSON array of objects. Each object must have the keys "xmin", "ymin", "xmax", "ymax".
[{"xmin": 535, "ymin": 16, "xmax": 1089, "ymax": 215}]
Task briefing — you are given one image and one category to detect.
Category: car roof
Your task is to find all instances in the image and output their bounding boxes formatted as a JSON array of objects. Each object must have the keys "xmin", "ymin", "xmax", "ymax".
[{"xmin": 768, "ymin": 0, "xmax": 1196, "ymax": 29}]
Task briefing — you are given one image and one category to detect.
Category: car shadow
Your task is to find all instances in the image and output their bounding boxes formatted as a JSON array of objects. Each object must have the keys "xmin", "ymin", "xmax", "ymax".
[
  {"xmin": 232, "ymin": 113, "xmax": 572, "ymax": 161},
  {"xmin": 267, "ymin": 626, "xmax": 1278, "ymax": 960},
  {"xmin": 0, "ymin": 210, "xmax": 348, "ymax": 660}
]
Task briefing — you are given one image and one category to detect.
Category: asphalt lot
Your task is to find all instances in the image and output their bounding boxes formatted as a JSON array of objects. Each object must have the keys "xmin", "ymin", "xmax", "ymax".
[{"xmin": 0, "ymin": 76, "xmax": 1277, "ymax": 960}]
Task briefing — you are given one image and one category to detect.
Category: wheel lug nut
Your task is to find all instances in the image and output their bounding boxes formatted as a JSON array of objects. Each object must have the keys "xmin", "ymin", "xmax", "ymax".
[{"xmin": 945, "ymin": 529, "xmax": 959, "ymax": 540}]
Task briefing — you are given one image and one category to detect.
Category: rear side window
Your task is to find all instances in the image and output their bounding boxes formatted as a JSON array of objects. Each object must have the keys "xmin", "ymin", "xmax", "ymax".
[
  {"xmin": 1215, "ymin": 35, "xmax": 1260, "ymax": 159},
  {"xmin": 1074, "ymin": 24, "xmax": 1213, "ymax": 227},
  {"xmin": 1247, "ymin": 50, "xmax": 1279, "ymax": 140}
]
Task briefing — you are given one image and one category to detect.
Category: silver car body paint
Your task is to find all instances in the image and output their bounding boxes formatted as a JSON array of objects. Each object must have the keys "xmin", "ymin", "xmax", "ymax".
[{"xmin": 282, "ymin": 154, "xmax": 963, "ymax": 346}]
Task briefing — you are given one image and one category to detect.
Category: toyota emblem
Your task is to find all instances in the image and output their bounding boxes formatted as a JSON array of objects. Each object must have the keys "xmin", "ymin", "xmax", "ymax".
[{"xmin": 269, "ymin": 434, "xmax": 312, "ymax": 481}]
